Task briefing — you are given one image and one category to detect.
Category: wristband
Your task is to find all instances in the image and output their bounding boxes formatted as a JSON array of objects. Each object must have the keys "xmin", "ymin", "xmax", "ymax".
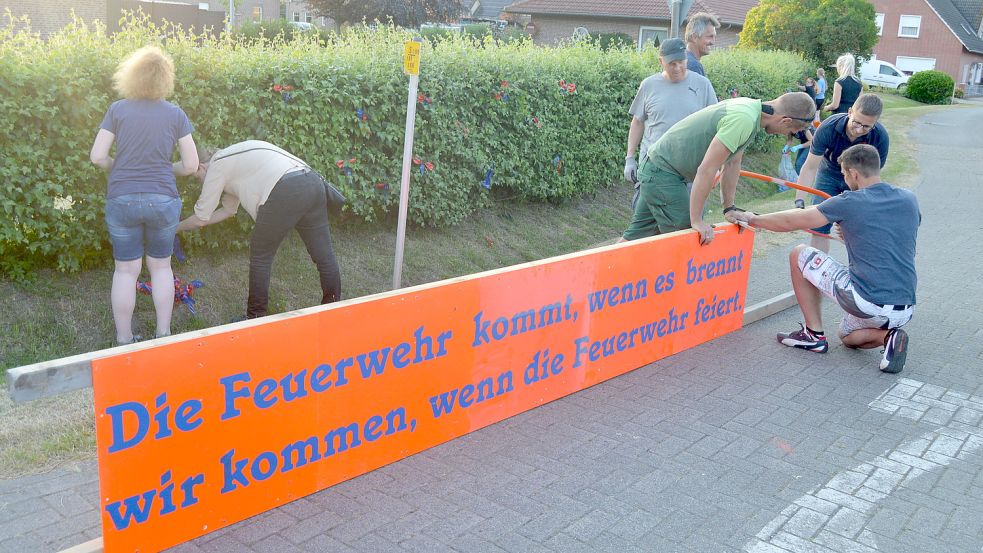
[{"xmin": 722, "ymin": 205, "xmax": 743, "ymax": 214}]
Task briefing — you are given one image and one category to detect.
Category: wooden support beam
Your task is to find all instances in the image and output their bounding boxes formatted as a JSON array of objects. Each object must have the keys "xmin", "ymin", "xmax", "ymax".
[
  {"xmin": 57, "ymin": 537, "xmax": 103, "ymax": 553},
  {"xmin": 743, "ymin": 291, "xmax": 797, "ymax": 325}
]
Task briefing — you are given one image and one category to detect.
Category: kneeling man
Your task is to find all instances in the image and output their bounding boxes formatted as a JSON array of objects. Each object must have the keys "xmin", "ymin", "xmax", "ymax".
[{"xmin": 729, "ymin": 144, "xmax": 920, "ymax": 373}]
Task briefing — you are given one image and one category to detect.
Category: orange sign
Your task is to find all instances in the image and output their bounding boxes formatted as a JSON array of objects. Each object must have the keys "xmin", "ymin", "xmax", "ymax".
[{"xmin": 93, "ymin": 226, "xmax": 753, "ymax": 552}]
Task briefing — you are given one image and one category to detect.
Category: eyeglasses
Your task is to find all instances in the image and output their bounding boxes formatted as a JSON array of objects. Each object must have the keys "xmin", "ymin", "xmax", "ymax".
[
  {"xmin": 784, "ymin": 114, "xmax": 816, "ymax": 123},
  {"xmin": 849, "ymin": 118, "xmax": 875, "ymax": 131}
]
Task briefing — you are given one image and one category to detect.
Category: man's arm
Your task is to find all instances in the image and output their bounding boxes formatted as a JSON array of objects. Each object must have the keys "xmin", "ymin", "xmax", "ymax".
[
  {"xmin": 794, "ymin": 152, "xmax": 822, "ymax": 204},
  {"xmin": 625, "ymin": 117, "xmax": 645, "ymax": 159},
  {"xmin": 731, "ymin": 206, "xmax": 829, "ymax": 232},
  {"xmin": 689, "ymin": 137, "xmax": 733, "ymax": 244},
  {"xmin": 624, "ymin": 117, "xmax": 645, "ymax": 183}
]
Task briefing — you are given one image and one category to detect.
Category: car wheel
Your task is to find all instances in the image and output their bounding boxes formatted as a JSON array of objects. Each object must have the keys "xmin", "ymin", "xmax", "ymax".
[{"xmin": 897, "ymin": 83, "xmax": 907, "ymax": 94}]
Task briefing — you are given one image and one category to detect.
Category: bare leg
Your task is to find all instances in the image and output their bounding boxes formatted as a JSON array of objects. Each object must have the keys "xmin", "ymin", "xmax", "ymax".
[
  {"xmin": 790, "ymin": 244, "xmax": 824, "ymax": 332},
  {"xmin": 840, "ymin": 328, "xmax": 889, "ymax": 350},
  {"xmin": 810, "ymin": 233, "xmax": 831, "ymax": 254},
  {"xmin": 111, "ymin": 258, "xmax": 142, "ymax": 343},
  {"xmin": 146, "ymin": 255, "xmax": 174, "ymax": 338}
]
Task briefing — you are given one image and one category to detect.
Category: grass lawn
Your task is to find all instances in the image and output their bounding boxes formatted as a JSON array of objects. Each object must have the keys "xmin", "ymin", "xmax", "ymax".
[{"xmin": 0, "ymin": 92, "xmax": 954, "ymax": 477}]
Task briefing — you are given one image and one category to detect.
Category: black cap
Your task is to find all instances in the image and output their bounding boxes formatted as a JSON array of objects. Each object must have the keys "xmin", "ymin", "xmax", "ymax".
[{"xmin": 659, "ymin": 38, "xmax": 687, "ymax": 63}]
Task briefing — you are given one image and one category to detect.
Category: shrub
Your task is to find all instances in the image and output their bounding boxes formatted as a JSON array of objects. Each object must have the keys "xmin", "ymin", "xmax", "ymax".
[
  {"xmin": 701, "ymin": 47, "xmax": 814, "ymax": 149},
  {"xmin": 0, "ymin": 14, "xmax": 811, "ymax": 276},
  {"xmin": 905, "ymin": 70, "xmax": 955, "ymax": 104},
  {"xmin": 463, "ymin": 23, "xmax": 492, "ymax": 41},
  {"xmin": 234, "ymin": 19, "xmax": 329, "ymax": 43},
  {"xmin": 591, "ymin": 32, "xmax": 633, "ymax": 51}
]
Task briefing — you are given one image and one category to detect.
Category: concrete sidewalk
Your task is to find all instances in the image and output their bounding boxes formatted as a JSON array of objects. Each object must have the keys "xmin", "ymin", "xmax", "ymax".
[{"xmin": 2, "ymin": 106, "xmax": 982, "ymax": 553}]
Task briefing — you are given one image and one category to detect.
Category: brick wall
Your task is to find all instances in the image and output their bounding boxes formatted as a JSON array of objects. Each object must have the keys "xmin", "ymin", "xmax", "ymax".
[
  {"xmin": 869, "ymin": 0, "xmax": 978, "ymax": 83},
  {"xmin": 527, "ymin": 14, "xmax": 739, "ymax": 50},
  {"xmin": 3, "ymin": 0, "xmax": 107, "ymax": 37}
]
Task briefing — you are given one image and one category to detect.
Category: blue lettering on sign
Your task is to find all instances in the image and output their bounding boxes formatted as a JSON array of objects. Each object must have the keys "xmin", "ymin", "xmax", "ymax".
[
  {"xmin": 219, "ymin": 407, "xmax": 414, "ymax": 494},
  {"xmin": 686, "ymin": 252, "xmax": 744, "ymax": 284},
  {"xmin": 428, "ymin": 371, "xmax": 515, "ymax": 418},
  {"xmin": 106, "ymin": 394, "xmax": 204, "ymax": 453},
  {"xmin": 572, "ymin": 308, "xmax": 689, "ymax": 368},
  {"xmin": 472, "ymin": 295, "xmax": 575, "ymax": 347},
  {"xmin": 104, "ymin": 470, "xmax": 205, "ymax": 530}
]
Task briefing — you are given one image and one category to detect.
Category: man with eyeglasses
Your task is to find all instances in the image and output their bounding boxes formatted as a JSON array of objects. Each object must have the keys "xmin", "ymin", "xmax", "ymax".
[
  {"xmin": 620, "ymin": 91, "xmax": 817, "ymax": 245},
  {"xmin": 794, "ymin": 93, "xmax": 889, "ymax": 252}
]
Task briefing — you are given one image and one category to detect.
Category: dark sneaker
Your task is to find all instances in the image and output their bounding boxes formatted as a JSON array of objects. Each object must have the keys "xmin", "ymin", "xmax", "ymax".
[
  {"xmin": 880, "ymin": 328, "xmax": 909, "ymax": 374},
  {"xmin": 777, "ymin": 323, "xmax": 829, "ymax": 353}
]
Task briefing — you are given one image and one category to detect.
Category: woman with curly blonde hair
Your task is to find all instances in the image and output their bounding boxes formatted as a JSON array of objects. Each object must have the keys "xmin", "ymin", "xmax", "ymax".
[{"xmin": 90, "ymin": 46, "xmax": 199, "ymax": 345}]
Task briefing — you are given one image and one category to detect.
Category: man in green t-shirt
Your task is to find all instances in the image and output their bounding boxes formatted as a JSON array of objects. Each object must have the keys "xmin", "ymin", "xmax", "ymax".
[{"xmin": 622, "ymin": 92, "xmax": 817, "ymax": 245}]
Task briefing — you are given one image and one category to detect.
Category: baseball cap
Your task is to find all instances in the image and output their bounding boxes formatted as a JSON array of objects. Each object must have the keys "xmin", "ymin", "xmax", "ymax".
[{"xmin": 659, "ymin": 38, "xmax": 687, "ymax": 63}]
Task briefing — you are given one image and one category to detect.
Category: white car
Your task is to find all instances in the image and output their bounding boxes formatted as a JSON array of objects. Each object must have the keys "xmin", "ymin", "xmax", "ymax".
[{"xmin": 859, "ymin": 59, "xmax": 910, "ymax": 91}]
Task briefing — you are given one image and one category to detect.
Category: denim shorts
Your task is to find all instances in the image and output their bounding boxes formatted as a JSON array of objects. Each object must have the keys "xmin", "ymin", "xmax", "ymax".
[{"xmin": 104, "ymin": 193, "xmax": 181, "ymax": 261}]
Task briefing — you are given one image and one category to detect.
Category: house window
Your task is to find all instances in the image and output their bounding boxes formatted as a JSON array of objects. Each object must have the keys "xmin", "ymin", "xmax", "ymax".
[
  {"xmin": 638, "ymin": 26, "xmax": 668, "ymax": 52},
  {"xmin": 898, "ymin": 15, "xmax": 921, "ymax": 38},
  {"xmin": 279, "ymin": 1, "xmax": 287, "ymax": 19},
  {"xmin": 252, "ymin": 6, "xmax": 262, "ymax": 20},
  {"xmin": 306, "ymin": 12, "xmax": 312, "ymax": 23},
  {"xmin": 293, "ymin": 12, "xmax": 300, "ymax": 22},
  {"xmin": 875, "ymin": 13, "xmax": 884, "ymax": 36}
]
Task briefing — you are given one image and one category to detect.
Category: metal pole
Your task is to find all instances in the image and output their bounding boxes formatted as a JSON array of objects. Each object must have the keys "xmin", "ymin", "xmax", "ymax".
[
  {"xmin": 670, "ymin": 0, "xmax": 681, "ymax": 39},
  {"xmin": 228, "ymin": 0, "xmax": 234, "ymax": 28},
  {"xmin": 393, "ymin": 73, "xmax": 419, "ymax": 290}
]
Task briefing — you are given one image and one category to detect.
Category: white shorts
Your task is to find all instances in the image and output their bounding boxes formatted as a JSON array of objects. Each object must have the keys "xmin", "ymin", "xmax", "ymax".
[{"xmin": 797, "ymin": 247, "xmax": 914, "ymax": 336}]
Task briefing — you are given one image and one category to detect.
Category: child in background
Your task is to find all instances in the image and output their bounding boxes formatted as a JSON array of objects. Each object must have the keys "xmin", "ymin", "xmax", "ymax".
[{"xmin": 788, "ymin": 127, "xmax": 813, "ymax": 174}]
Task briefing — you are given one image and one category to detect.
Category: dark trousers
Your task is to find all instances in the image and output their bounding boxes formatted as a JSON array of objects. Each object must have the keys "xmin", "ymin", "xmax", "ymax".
[{"xmin": 247, "ymin": 171, "xmax": 341, "ymax": 318}]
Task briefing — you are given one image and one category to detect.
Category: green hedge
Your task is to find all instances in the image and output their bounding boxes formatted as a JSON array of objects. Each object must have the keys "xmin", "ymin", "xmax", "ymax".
[
  {"xmin": 905, "ymin": 70, "xmax": 954, "ymax": 105},
  {"xmin": 0, "ymin": 14, "xmax": 810, "ymax": 276}
]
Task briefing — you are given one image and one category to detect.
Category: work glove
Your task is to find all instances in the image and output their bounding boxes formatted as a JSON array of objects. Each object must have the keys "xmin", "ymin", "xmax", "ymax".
[{"xmin": 624, "ymin": 156, "xmax": 638, "ymax": 184}]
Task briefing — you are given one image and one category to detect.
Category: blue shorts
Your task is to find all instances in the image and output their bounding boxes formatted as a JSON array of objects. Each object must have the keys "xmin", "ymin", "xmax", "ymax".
[
  {"xmin": 105, "ymin": 193, "xmax": 181, "ymax": 261},
  {"xmin": 810, "ymin": 170, "xmax": 849, "ymax": 235}
]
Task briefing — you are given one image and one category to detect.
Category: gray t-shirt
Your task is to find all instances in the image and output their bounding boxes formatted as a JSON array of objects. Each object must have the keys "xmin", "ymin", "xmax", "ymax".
[
  {"xmin": 99, "ymin": 99, "xmax": 194, "ymax": 198},
  {"xmin": 818, "ymin": 183, "xmax": 920, "ymax": 305},
  {"xmin": 629, "ymin": 72, "xmax": 716, "ymax": 162}
]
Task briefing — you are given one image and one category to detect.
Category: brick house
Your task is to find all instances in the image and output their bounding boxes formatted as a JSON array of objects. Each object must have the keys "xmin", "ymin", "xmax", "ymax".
[
  {"xmin": 502, "ymin": 0, "xmax": 758, "ymax": 50},
  {"xmin": 467, "ymin": 0, "xmax": 515, "ymax": 22},
  {"xmin": 869, "ymin": 0, "xmax": 983, "ymax": 90},
  {"xmin": 230, "ymin": 0, "xmax": 336, "ymax": 30}
]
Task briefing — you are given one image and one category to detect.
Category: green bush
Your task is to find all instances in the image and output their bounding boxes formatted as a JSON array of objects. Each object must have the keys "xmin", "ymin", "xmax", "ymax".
[
  {"xmin": 463, "ymin": 23, "xmax": 492, "ymax": 41},
  {"xmin": 701, "ymin": 47, "xmax": 814, "ymax": 149},
  {"xmin": 591, "ymin": 32, "xmax": 633, "ymax": 51},
  {"xmin": 234, "ymin": 19, "xmax": 331, "ymax": 43},
  {"xmin": 0, "ymin": 13, "xmax": 811, "ymax": 276},
  {"xmin": 904, "ymin": 70, "xmax": 954, "ymax": 104}
]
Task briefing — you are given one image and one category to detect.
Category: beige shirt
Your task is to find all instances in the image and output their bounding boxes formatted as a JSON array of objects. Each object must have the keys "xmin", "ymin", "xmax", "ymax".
[{"xmin": 193, "ymin": 140, "xmax": 308, "ymax": 222}]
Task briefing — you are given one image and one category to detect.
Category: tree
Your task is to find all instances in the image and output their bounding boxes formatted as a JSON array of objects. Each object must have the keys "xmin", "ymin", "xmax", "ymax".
[
  {"xmin": 308, "ymin": 0, "xmax": 465, "ymax": 28},
  {"xmin": 738, "ymin": 0, "xmax": 879, "ymax": 69}
]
